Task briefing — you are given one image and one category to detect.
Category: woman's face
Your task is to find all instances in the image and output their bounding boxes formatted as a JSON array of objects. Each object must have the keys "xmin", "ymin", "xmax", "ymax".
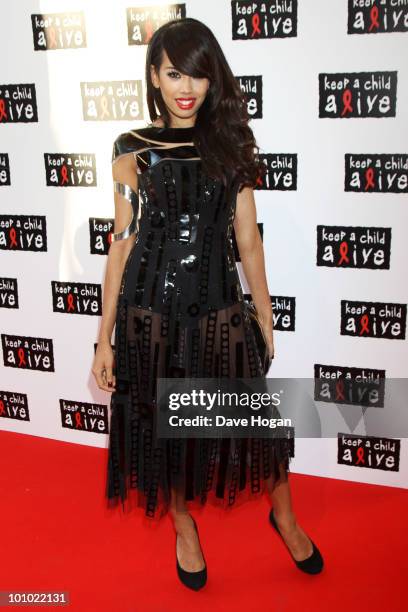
[{"xmin": 150, "ymin": 49, "xmax": 210, "ymax": 126}]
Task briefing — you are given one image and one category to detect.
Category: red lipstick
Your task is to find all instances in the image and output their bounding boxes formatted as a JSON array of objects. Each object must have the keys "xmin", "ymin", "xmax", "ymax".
[{"xmin": 175, "ymin": 98, "xmax": 196, "ymax": 110}]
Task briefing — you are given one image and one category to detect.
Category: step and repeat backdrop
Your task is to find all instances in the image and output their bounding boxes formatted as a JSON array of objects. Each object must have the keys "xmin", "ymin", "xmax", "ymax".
[{"xmin": 1, "ymin": 1, "xmax": 407, "ymax": 490}]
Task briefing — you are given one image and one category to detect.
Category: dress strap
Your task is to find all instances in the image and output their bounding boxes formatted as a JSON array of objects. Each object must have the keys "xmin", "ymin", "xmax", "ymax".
[{"xmin": 111, "ymin": 180, "xmax": 139, "ymax": 242}]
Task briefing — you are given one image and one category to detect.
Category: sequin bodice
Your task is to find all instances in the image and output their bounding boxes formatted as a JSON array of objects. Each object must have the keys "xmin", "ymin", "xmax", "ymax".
[{"xmin": 111, "ymin": 126, "xmax": 244, "ymax": 323}]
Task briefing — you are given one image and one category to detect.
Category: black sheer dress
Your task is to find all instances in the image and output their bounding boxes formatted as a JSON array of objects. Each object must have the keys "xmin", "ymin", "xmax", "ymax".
[{"xmin": 106, "ymin": 124, "xmax": 291, "ymax": 521}]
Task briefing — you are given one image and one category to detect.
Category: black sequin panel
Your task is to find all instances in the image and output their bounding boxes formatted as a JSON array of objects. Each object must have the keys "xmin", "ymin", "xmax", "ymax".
[{"xmin": 120, "ymin": 156, "xmax": 241, "ymax": 324}]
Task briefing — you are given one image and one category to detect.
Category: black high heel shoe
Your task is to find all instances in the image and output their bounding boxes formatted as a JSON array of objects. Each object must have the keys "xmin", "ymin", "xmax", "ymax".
[
  {"xmin": 269, "ymin": 508, "xmax": 324, "ymax": 574},
  {"xmin": 176, "ymin": 516, "xmax": 207, "ymax": 590}
]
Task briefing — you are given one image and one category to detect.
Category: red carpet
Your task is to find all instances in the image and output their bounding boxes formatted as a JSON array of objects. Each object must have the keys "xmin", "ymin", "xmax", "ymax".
[{"xmin": 0, "ymin": 430, "xmax": 405, "ymax": 611}]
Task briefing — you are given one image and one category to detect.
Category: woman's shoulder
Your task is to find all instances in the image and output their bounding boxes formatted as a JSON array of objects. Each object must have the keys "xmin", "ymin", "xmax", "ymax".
[{"xmin": 111, "ymin": 122, "xmax": 163, "ymax": 163}]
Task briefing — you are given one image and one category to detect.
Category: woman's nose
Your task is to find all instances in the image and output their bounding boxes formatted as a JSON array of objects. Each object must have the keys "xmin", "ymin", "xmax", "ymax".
[{"xmin": 180, "ymin": 76, "xmax": 193, "ymax": 93}]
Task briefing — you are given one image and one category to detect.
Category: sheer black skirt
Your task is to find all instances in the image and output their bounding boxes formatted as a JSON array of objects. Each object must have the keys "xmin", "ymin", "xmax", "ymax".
[{"xmin": 106, "ymin": 298, "xmax": 292, "ymax": 521}]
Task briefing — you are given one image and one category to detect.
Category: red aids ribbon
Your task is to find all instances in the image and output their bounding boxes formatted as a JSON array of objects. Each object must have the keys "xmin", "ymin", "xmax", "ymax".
[
  {"xmin": 364, "ymin": 168, "xmax": 375, "ymax": 190},
  {"xmin": 67, "ymin": 293, "xmax": 75, "ymax": 312},
  {"xmin": 61, "ymin": 165, "xmax": 69, "ymax": 185},
  {"xmin": 18, "ymin": 348, "xmax": 26, "ymax": 367},
  {"xmin": 48, "ymin": 27, "xmax": 57, "ymax": 49},
  {"xmin": 107, "ymin": 232, "xmax": 113, "ymax": 244},
  {"xmin": 100, "ymin": 96, "xmax": 109, "ymax": 119},
  {"xmin": 251, "ymin": 13, "xmax": 261, "ymax": 37},
  {"xmin": 255, "ymin": 175, "xmax": 263, "ymax": 187},
  {"xmin": 356, "ymin": 446, "xmax": 365, "ymax": 464},
  {"xmin": 75, "ymin": 412, "xmax": 83, "ymax": 428},
  {"xmin": 0, "ymin": 99, "xmax": 7, "ymax": 121},
  {"xmin": 9, "ymin": 227, "xmax": 18, "ymax": 248},
  {"xmin": 335, "ymin": 379, "xmax": 345, "ymax": 401},
  {"xmin": 338, "ymin": 241, "xmax": 350, "ymax": 265},
  {"xmin": 0, "ymin": 400, "xmax": 5, "ymax": 416},
  {"xmin": 359, "ymin": 314, "xmax": 370, "ymax": 335},
  {"xmin": 145, "ymin": 21, "xmax": 154, "ymax": 42},
  {"xmin": 369, "ymin": 6, "xmax": 380, "ymax": 32},
  {"xmin": 341, "ymin": 89, "xmax": 353, "ymax": 116}
]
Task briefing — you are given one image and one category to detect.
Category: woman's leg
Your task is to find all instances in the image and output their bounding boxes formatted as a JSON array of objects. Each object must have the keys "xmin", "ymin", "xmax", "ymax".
[
  {"xmin": 267, "ymin": 464, "xmax": 314, "ymax": 562},
  {"xmin": 170, "ymin": 487, "xmax": 206, "ymax": 572}
]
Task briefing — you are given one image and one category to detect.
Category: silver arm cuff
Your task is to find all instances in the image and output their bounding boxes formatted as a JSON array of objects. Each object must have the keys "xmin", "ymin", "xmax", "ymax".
[{"xmin": 111, "ymin": 181, "xmax": 139, "ymax": 242}]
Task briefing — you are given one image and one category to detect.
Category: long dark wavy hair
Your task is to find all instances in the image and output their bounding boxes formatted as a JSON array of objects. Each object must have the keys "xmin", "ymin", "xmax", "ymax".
[{"xmin": 145, "ymin": 18, "xmax": 265, "ymax": 191}]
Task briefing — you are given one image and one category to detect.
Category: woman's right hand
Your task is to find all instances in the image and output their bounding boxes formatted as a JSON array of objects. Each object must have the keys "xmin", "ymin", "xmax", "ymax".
[{"xmin": 92, "ymin": 339, "xmax": 116, "ymax": 392}]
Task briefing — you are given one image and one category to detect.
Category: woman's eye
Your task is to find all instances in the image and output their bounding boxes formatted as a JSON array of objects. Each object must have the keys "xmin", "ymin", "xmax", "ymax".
[{"xmin": 167, "ymin": 71, "xmax": 180, "ymax": 79}]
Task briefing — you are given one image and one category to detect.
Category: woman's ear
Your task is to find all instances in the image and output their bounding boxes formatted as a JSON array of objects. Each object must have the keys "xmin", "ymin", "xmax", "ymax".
[{"xmin": 150, "ymin": 64, "xmax": 159, "ymax": 89}]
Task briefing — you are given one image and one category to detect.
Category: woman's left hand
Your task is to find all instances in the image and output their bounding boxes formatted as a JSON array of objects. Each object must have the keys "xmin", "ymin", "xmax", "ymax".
[
  {"xmin": 259, "ymin": 317, "xmax": 275, "ymax": 360},
  {"xmin": 266, "ymin": 334, "xmax": 274, "ymax": 361}
]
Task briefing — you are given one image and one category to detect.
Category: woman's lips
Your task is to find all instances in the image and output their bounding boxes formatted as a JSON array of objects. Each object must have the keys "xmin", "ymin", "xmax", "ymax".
[{"xmin": 175, "ymin": 98, "xmax": 196, "ymax": 110}]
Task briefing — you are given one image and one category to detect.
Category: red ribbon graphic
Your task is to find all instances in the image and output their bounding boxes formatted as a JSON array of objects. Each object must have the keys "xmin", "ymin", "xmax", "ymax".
[
  {"xmin": 145, "ymin": 21, "xmax": 154, "ymax": 42},
  {"xmin": 341, "ymin": 89, "xmax": 353, "ymax": 116},
  {"xmin": 67, "ymin": 293, "xmax": 75, "ymax": 312},
  {"xmin": 369, "ymin": 6, "xmax": 380, "ymax": 32},
  {"xmin": 0, "ymin": 400, "xmax": 5, "ymax": 416},
  {"xmin": 9, "ymin": 227, "xmax": 18, "ymax": 248},
  {"xmin": 338, "ymin": 241, "xmax": 350, "ymax": 265},
  {"xmin": 48, "ymin": 27, "xmax": 57, "ymax": 49},
  {"xmin": 356, "ymin": 447, "xmax": 365, "ymax": 464},
  {"xmin": 61, "ymin": 165, "xmax": 69, "ymax": 185},
  {"xmin": 18, "ymin": 348, "xmax": 26, "ymax": 366},
  {"xmin": 251, "ymin": 13, "xmax": 261, "ymax": 37},
  {"xmin": 364, "ymin": 167, "xmax": 375, "ymax": 190},
  {"xmin": 0, "ymin": 99, "xmax": 7, "ymax": 121},
  {"xmin": 359, "ymin": 314, "xmax": 370, "ymax": 335},
  {"xmin": 75, "ymin": 412, "xmax": 83, "ymax": 428},
  {"xmin": 335, "ymin": 379, "xmax": 345, "ymax": 401},
  {"xmin": 100, "ymin": 96, "xmax": 109, "ymax": 119}
]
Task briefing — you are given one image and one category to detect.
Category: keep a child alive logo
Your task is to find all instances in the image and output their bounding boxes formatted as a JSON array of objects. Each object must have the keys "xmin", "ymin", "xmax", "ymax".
[
  {"xmin": 338, "ymin": 433, "xmax": 400, "ymax": 472},
  {"xmin": 90, "ymin": 217, "xmax": 115, "ymax": 254},
  {"xmin": 31, "ymin": 12, "xmax": 87, "ymax": 50},
  {"xmin": 0, "ymin": 278, "xmax": 19, "ymax": 309},
  {"xmin": 127, "ymin": 4, "xmax": 186, "ymax": 45},
  {"xmin": 345, "ymin": 154, "xmax": 408, "ymax": 193},
  {"xmin": 1, "ymin": 335, "xmax": 55, "ymax": 372},
  {"xmin": 0, "ymin": 83, "xmax": 38, "ymax": 123},
  {"xmin": 347, "ymin": 0, "xmax": 408, "ymax": 35},
  {"xmin": 80, "ymin": 80, "xmax": 143, "ymax": 121},
  {"xmin": 314, "ymin": 364, "xmax": 386, "ymax": 407},
  {"xmin": 44, "ymin": 154, "xmax": 97, "ymax": 187},
  {"xmin": 0, "ymin": 153, "xmax": 11, "ymax": 184},
  {"xmin": 0, "ymin": 391, "xmax": 29, "ymax": 422},
  {"xmin": 340, "ymin": 301, "xmax": 406, "ymax": 340},
  {"xmin": 236, "ymin": 75, "xmax": 263, "ymax": 118},
  {"xmin": 316, "ymin": 225, "xmax": 391, "ymax": 269},
  {"xmin": 0, "ymin": 216, "xmax": 47, "ymax": 251},
  {"xmin": 255, "ymin": 154, "xmax": 297, "ymax": 191},
  {"xmin": 51, "ymin": 281, "xmax": 102, "ymax": 316},
  {"xmin": 231, "ymin": 0, "xmax": 298, "ymax": 40},
  {"xmin": 60, "ymin": 399, "xmax": 109, "ymax": 434},
  {"xmin": 243, "ymin": 293, "xmax": 295, "ymax": 331},
  {"xmin": 319, "ymin": 72, "xmax": 397, "ymax": 118}
]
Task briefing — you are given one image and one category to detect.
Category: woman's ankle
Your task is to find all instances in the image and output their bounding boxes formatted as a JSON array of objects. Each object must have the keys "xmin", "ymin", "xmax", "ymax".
[
  {"xmin": 273, "ymin": 508, "xmax": 297, "ymax": 532},
  {"xmin": 170, "ymin": 510, "xmax": 194, "ymax": 531}
]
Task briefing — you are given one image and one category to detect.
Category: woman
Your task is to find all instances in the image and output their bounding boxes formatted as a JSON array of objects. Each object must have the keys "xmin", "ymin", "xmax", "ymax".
[{"xmin": 92, "ymin": 17, "xmax": 323, "ymax": 590}]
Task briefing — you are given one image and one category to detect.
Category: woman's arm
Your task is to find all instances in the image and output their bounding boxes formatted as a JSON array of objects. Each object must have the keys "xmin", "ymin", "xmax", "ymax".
[
  {"xmin": 233, "ymin": 185, "xmax": 274, "ymax": 357},
  {"xmin": 93, "ymin": 153, "xmax": 138, "ymax": 391}
]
